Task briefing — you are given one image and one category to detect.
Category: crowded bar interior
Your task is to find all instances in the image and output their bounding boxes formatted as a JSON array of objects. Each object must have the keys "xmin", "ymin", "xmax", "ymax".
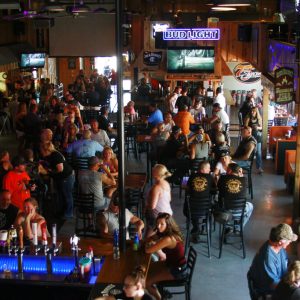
[{"xmin": 0, "ymin": 0, "xmax": 300, "ymax": 299}]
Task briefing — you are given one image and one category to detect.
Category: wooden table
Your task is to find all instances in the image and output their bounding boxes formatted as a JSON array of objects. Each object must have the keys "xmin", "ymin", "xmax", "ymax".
[
  {"xmin": 125, "ymin": 173, "xmax": 147, "ymax": 190},
  {"xmin": 59, "ymin": 237, "xmax": 113, "ymax": 257},
  {"xmin": 97, "ymin": 246, "xmax": 151, "ymax": 284}
]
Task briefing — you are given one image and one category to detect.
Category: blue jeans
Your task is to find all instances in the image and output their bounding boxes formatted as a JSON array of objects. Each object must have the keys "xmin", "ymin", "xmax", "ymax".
[
  {"xmin": 231, "ymin": 201, "xmax": 254, "ymax": 228},
  {"xmin": 255, "ymin": 142, "xmax": 262, "ymax": 169},
  {"xmin": 55, "ymin": 173, "xmax": 75, "ymax": 218},
  {"xmin": 236, "ymin": 160, "xmax": 250, "ymax": 169}
]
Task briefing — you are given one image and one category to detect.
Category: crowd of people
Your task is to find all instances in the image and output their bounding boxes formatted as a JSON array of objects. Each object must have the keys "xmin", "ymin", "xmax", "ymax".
[{"xmin": 0, "ymin": 71, "xmax": 296, "ymax": 300}]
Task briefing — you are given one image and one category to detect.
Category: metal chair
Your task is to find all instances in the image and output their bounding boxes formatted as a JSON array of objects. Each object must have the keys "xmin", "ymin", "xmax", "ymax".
[
  {"xmin": 218, "ymin": 196, "xmax": 247, "ymax": 259},
  {"xmin": 125, "ymin": 124, "xmax": 138, "ymax": 159},
  {"xmin": 0, "ymin": 111, "xmax": 9, "ymax": 135},
  {"xmin": 185, "ymin": 194, "xmax": 213, "ymax": 258},
  {"xmin": 73, "ymin": 192, "xmax": 96, "ymax": 237},
  {"xmin": 157, "ymin": 246, "xmax": 198, "ymax": 300},
  {"xmin": 241, "ymin": 150, "xmax": 255, "ymax": 199}
]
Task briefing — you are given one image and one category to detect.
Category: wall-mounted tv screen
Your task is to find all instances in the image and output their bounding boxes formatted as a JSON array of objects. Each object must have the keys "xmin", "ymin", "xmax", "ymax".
[
  {"xmin": 20, "ymin": 53, "xmax": 46, "ymax": 68},
  {"xmin": 167, "ymin": 47, "xmax": 214, "ymax": 73}
]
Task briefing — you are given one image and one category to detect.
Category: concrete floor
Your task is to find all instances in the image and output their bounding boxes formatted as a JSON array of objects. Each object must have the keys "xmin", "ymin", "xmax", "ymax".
[{"xmin": 0, "ymin": 131, "xmax": 295, "ymax": 300}]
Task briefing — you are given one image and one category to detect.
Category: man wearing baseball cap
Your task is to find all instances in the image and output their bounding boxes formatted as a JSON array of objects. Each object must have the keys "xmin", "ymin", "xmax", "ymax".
[{"xmin": 248, "ymin": 223, "xmax": 298, "ymax": 297}]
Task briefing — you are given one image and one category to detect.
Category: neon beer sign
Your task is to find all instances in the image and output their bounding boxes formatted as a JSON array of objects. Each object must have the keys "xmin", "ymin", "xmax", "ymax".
[{"xmin": 163, "ymin": 28, "xmax": 220, "ymax": 41}]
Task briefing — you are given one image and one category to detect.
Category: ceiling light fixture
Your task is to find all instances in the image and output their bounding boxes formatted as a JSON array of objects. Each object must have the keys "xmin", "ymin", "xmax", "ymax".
[
  {"xmin": 207, "ymin": 0, "xmax": 251, "ymax": 6},
  {"xmin": 211, "ymin": 6, "xmax": 237, "ymax": 11},
  {"xmin": 44, "ymin": 1, "xmax": 65, "ymax": 12},
  {"xmin": 217, "ymin": 0, "xmax": 251, "ymax": 6},
  {"xmin": 71, "ymin": 1, "xmax": 90, "ymax": 13}
]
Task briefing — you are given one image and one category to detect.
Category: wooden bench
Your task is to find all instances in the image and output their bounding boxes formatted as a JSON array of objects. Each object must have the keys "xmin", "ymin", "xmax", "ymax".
[
  {"xmin": 269, "ymin": 126, "xmax": 292, "ymax": 153},
  {"xmin": 275, "ymin": 140, "xmax": 297, "ymax": 174}
]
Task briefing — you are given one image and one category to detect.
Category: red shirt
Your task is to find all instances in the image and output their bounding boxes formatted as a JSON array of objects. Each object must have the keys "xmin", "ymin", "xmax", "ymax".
[{"xmin": 3, "ymin": 170, "xmax": 31, "ymax": 210}]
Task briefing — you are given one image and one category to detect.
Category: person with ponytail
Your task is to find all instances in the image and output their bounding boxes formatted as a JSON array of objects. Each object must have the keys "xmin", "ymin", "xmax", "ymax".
[
  {"xmin": 145, "ymin": 213, "xmax": 187, "ymax": 300},
  {"xmin": 273, "ymin": 261, "xmax": 300, "ymax": 300},
  {"xmin": 145, "ymin": 164, "xmax": 173, "ymax": 238},
  {"xmin": 122, "ymin": 265, "xmax": 154, "ymax": 300}
]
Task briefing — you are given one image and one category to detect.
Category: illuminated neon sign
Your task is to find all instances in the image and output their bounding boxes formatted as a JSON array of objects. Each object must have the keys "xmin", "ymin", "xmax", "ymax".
[{"xmin": 163, "ymin": 28, "xmax": 220, "ymax": 41}]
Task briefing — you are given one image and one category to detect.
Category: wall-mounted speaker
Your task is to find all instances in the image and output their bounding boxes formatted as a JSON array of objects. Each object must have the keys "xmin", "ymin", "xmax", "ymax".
[
  {"xmin": 13, "ymin": 21, "xmax": 25, "ymax": 36},
  {"xmin": 238, "ymin": 24, "xmax": 252, "ymax": 42}
]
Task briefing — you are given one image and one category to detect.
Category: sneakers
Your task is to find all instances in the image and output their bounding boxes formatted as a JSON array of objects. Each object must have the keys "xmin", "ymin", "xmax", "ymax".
[{"xmin": 257, "ymin": 168, "xmax": 264, "ymax": 175}]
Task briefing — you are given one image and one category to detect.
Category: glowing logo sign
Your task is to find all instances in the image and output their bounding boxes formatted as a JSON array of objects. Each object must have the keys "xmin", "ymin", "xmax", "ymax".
[
  {"xmin": 152, "ymin": 23, "xmax": 170, "ymax": 37},
  {"xmin": 163, "ymin": 28, "xmax": 220, "ymax": 41}
]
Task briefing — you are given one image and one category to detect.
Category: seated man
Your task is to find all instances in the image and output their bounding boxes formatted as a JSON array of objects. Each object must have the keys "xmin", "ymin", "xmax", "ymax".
[
  {"xmin": 186, "ymin": 160, "xmax": 212, "ymax": 242},
  {"xmin": 0, "ymin": 190, "xmax": 19, "ymax": 230},
  {"xmin": 204, "ymin": 103, "xmax": 229, "ymax": 132},
  {"xmin": 78, "ymin": 156, "xmax": 116, "ymax": 212},
  {"xmin": 66, "ymin": 129, "xmax": 103, "ymax": 158},
  {"xmin": 90, "ymin": 119, "xmax": 111, "ymax": 147},
  {"xmin": 248, "ymin": 223, "xmax": 298, "ymax": 296},
  {"xmin": 96, "ymin": 192, "xmax": 144, "ymax": 240},
  {"xmin": 232, "ymin": 126, "xmax": 257, "ymax": 168},
  {"xmin": 146, "ymin": 103, "xmax": 163, "ymax": 128},
  {"xmin": 218, "ymin": 163, "xmax": 253, "ymax": 229}
]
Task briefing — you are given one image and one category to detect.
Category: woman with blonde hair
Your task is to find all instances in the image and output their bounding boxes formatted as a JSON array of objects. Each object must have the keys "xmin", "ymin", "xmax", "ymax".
[
  {"xmin": 145, "ymin": 164, "xmax": 173, "ymax": 237},
  {"xmin": 273, "ymin": 260, "xmax": 300, "ymax": 299},
  {"xmin": 102, "ymin": 146, "xmax": 118, "ymax": 178}
]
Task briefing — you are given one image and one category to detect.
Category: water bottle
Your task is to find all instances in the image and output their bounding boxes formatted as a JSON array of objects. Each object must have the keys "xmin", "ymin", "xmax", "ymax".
[
  {"xmin": 113, "ymin": 229, "xmax": 120, "ymax": 260},
  {"xmin": 133, "ymin": 233, "xmax": 140, "ymax": 251}
]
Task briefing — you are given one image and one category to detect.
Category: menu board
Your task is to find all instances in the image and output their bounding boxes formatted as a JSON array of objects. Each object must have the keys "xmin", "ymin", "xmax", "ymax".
[{"xmin": 275, "ymin": 67, "xmax": 294, "ymax": 104}]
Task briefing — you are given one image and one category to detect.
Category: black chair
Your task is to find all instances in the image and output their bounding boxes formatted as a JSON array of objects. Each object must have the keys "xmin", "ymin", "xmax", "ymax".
[
  {"xmin": 73, "ymin": 192, "xmax": 96, "ymax": 237},
  {"xmin": 125, "ymin": 124, "xmax": 138, "ymax": 159},
  {"xmin": 241, "ymin": 150, "xmax": 255, "ymax": 199},
  {"xmin": 72, "ymin": 156, "xmax": 90, "ymax": 171},
  {"xmin": 157, "ymin": 246, "xmax": 197, "ymax": 300},
  {"xmin": 238, "ymin": 112, "xmax": 244, "ymax": 142},
  {"xmin": 125, "ymin": 188, "xmax": 143, "ymax": 219},
  {"xmin": 189, "ymin": 157, "xmax": 206, "ymax": 174},
  {"xmin": 218, "ymin": 196, "xmax": 247, "ymax": 259},
  {"xmin": 186, "ymin": 195, "xmax": 212, "ymax": 258}
]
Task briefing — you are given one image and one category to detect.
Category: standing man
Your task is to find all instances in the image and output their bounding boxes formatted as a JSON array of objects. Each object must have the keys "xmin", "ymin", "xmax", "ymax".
[
  {"xmin": 175, "ymin": 86, "xmax": 192, "ymax": 111},
  {"xmin": 248, "ymin": 223, "xmax": 298, "ymax": 296},
  {"xmin": 3, "ymin": 156, "xmax": 35, "ymax": 210},
  {"xmin": 214, "ymin": 87, "xmax": 226, "ymax": 109}
]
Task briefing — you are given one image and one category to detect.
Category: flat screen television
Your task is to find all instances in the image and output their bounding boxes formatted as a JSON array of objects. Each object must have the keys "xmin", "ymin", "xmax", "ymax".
[
  {"xmin": 20, "ymin": 53, "xmax": 46, "ymax": 68},
  {"xmin": 167, "ymin": 47, "xmax": 214, "ymax": 73}
]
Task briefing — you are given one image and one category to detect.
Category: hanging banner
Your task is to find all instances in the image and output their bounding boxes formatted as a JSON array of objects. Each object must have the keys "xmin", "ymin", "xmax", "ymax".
[
  {"xmin": 143, "ymin": 51, "xmax": 162, "ymax": 66},
  {"xmin": 274, "ymin": 67, "xmax": 294, "ymax": 104}
]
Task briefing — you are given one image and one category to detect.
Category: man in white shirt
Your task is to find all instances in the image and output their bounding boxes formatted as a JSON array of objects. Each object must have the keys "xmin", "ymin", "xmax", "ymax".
[
  {"xmin": 90, "ymin": 119, "xmax": 111, "ymax": 147},
  {"xmin": 204, "ymin": 103, "xmax": 229, "ymax": 132},
  {"xmin": 214, "ymin": 87, "xmax": 226, "ymax": 109}
]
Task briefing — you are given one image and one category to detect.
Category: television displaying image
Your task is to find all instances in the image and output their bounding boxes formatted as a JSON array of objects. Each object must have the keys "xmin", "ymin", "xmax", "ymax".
[
  {"xmin": 20, "ymin": 53, "xmax": 46, "ymax": 68},
  {"xmin": 167, "ymin": 47, "xmax": 214, "ymax": 73}
]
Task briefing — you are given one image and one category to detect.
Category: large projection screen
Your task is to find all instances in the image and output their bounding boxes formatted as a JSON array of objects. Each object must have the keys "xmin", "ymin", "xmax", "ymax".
[{"xmin": 49, "ymin": 14, "xmax": 116, "ymax": 57}]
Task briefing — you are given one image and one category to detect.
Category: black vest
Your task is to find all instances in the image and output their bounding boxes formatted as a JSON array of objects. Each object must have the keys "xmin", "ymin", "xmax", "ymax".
[{"xmin": 234, "ymin": 136, "xmax": 257, "ymax": 159}]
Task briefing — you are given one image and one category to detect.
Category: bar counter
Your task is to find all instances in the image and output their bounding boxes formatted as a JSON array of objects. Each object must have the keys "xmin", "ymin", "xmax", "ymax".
[{"xmin": 0, "ymin": 236, "xmax": 151, "ymax": 300}]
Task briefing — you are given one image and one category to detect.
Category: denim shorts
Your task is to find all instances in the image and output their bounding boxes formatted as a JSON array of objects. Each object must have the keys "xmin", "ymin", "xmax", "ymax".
[{"xmin": 169, "ymin": 264, "xmax": 188, "ymax": 280}]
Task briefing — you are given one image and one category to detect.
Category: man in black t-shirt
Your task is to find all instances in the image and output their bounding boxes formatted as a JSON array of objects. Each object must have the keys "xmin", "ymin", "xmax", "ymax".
[
  {"xmin": 186, "ymin": 161, "xmax": 212, "ymax": 241},
  {"xmin": 0, "ymin": 190, "xmax": 19, "ymax": 230},
  {"xmin": 175, "ymin": 86, "xmax": 192, "ymax": 111}
]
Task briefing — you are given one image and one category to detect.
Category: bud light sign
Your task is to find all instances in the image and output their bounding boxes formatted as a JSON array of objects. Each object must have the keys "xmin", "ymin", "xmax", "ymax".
[{"xmin": 233, "ymin": 62, "xmax": 261, "ymax": 84}]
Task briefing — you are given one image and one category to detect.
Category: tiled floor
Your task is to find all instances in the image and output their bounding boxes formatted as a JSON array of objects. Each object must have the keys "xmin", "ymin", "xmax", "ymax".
[{"xmin": 0, "ymin": 130, "xmax": 295, "ymax": 300}]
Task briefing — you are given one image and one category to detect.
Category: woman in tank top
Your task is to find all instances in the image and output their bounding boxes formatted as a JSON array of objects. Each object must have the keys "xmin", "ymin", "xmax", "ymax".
[
  {"xmin": 145, "ymin": 213, "xmax": 187, "ymax": 300},
  {"xmin": 145, "ymin": 164, "xmax": 172, "ymax": 238}
]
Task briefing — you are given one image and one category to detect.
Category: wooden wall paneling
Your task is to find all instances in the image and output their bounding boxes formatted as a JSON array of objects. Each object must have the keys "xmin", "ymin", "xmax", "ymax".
[
  {"xmin": 132, "ymin": 16, "xmax": 144, "ymax": 55},
  {"xmin": 228, "ymin": 23, "xmax": 238, "ymax": 62},
  {"xmin": 219, "ymin": 23, "xmax": 229, "ymax": 63},
  {"xmin": 58, "ymin": 57, "xmax": 80, "ymax": 93}
]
